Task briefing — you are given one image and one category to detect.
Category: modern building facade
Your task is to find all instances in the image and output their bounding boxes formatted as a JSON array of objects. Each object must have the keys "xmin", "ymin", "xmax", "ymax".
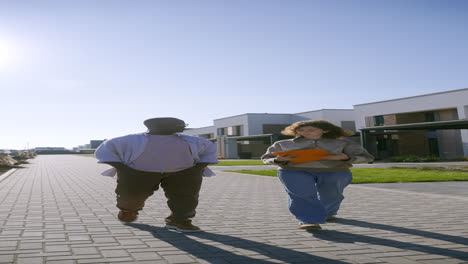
[
  {"xmin": 354, "ymin": 88, "xmax": 468, "ymax": 159},
  {"xmin": 183, "ymin": 109, "xmax": 357, "ymax": 159},
  {"xmin": 184, "ymin": 88, "xmax": 468, "ymax": 160}
]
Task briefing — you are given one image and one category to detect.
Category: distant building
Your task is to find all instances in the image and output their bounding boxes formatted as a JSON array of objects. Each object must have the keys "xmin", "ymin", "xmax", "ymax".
[
  {"xmin": 35, "ymin": 147, "xmax": 66, "ymax": 151},
  {"xmin": 72, "ymin": 140, "xmax": 105, "ymax": 154},
  {"xmin": 34, "ymin": 147, "xmax": 74, "ymax": 155},
  {"xmin": 90, "ymin": 140, "xmax": 105, "ymax": 149}
]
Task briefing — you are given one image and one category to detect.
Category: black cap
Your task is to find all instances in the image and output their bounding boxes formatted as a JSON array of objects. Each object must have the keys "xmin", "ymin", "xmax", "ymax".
[{"xmin": 143, "ymin": 117, "xmax": 186, "ymax": 134}]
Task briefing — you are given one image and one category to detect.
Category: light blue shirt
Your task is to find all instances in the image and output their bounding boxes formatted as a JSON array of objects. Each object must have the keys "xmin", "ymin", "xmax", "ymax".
[
  {"xmin": 129, "ymin": 134, "xmax": 194, "ymax": 173},
  {"xmin": 95, "ymin": 133, "xmax": 218, "ymax": 177}
]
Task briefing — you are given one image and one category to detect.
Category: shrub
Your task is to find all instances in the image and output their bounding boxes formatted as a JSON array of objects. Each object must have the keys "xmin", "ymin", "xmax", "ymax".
[
  {"xmin": 390, "ymin": 155, "xmax": 440, "ymax": 162},
  {"xmin": 420, "ymin": 156, "xmax": 440, "ymax": 162},
  {"xmin": 0, "ymin": 154, "xmax": 17, "ymax": 166},
  {"xmin": 389, "ymin": 156, "xmax": 406, "ymax": 162}
]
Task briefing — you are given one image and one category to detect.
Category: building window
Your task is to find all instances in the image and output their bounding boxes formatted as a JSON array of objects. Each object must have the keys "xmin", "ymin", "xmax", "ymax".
[
  {"xmin": 341, "ymin": 121, "xmax": 356, "ymax": 132},
  {"xmin": 263, "ymin": 124, "xmax": 290, "ymax": 134},
  {"xmin": 217, "ymin": 127, "xmax": 227, "ymax": 136},
  {"xmin": 229, "ymin": 125, "xmax": 242, "ymax": 136},
  {"xmin": 374, "ymin": 116, "xmax": 385, "ymax": 126},
  {"xmin": 218, "ymin": 126, "xmax": 242, "ymax": 136},
  {"xmin": 199, "ymin": 133, "xmax": 214, "ymax": 139},
  {"xmin": 425, "ymin": 112, "xmax": 435, "ymax": 122}
]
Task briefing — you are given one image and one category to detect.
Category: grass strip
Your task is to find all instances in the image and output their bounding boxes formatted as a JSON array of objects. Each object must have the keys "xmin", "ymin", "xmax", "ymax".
[
  {"xmin": 213, "ymin": 160, "xmax": 266, "ymax": 166},
  {"xmin": 0, "ymin": 165, "xmax": 24, "ymax": 176},
  {"xmin": 226, "ymin": 168, "xmax": 468, "ymax": 184},
  {"xmin": 0, "ymin": 167, "xmax": 11, "ymax": 174}
]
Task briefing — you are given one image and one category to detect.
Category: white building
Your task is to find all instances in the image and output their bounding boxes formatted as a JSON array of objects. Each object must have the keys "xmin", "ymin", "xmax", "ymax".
[
  {"xmin": 184, "ymin": 109, "xmax": 357, "ymax": 159},
  {"xmin": 354, "ymin": 88, "xmax": 468, "ymax": 159},
  {"xmin": 184, "ymin": 88, "xmax": 468, "ymax": 160}
]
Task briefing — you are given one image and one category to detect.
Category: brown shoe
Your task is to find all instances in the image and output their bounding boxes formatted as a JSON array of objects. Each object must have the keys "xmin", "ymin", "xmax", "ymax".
[
  {"xmin": 326, "ymin": 215, "xmax": 337, "ymax": 221},
  {"xmin": 298, "ymin": 223, "xmax": 322, "ymax": 230},
  {"xmin": 118, "ymin": 211, "xmax": 138, "ymax": 222},
  {"xmin": 165, "ymin": 221, "xmax": 201, "ymax": 232}
]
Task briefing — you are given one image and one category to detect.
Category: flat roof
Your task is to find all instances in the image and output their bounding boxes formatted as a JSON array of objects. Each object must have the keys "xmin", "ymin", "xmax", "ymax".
[
  {"xmin": 184, "ymin": 126, "xmax": 214, "ymax": 130},
  {"xmin": 225, "ymin": 134, "xmax": 274, "ymax": 140},
  {"xmin": 354, "ymin": 88, "xmax": 468, "ymax": 107},
  {"xmin": 294, "ymin": 109, "xmax": 353, "ymax": 114},
  {"xmin": 213, "ymin": 109, "xmax": 354, "ymax": 121},
  {"xmin": 213, "ymin": 113, "xmax": 290, "ymax": 121},
  {"xmin": 360, "ymin": 119, "xmax": 468, "ymax": 131}
]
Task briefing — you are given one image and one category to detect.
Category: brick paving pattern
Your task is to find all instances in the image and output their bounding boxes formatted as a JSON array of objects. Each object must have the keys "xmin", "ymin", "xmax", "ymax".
[{"xmin": 0, "ymin": 155, "xmax": 467, "ymax": 263}]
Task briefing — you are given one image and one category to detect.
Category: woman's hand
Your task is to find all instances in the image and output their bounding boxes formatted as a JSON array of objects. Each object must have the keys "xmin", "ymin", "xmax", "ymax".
[
  {"xmin": 275, "ymin": 153, "xmax": 298, "ymax": 162},
  {"xmin": 320, "ymin": 152, "xmax": 350, "ymax": 161}
]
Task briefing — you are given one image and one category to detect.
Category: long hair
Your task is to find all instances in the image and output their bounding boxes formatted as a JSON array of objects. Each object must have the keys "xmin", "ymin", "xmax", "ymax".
[{"xmin": 281, "ymin": 120, "xmax": 354, "ymax": 139}]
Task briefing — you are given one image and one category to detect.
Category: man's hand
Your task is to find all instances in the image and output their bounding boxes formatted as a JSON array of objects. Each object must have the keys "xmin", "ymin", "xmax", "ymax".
[
  {"xmin": 101, "ymin": 162, "xmax": 127, "ymax": 170},
  {"xmin": 275, "ymin": 154, "xmax": 297, "ymax": 162},
  {"xmin": 195, "ymin": 162, "xmax": 210, "ymax": 169}
]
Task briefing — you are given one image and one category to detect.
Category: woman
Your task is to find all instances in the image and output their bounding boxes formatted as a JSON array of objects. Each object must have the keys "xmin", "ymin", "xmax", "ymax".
[{"xmin": 261, "ymin": 120, "xmax": 374, "ymax": 230}]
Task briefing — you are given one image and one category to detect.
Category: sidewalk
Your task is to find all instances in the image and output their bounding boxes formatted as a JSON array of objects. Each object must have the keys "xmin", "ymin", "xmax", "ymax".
[{"xmin": 0, "ymin": 155, "xmax": 467, "ymax": 264}]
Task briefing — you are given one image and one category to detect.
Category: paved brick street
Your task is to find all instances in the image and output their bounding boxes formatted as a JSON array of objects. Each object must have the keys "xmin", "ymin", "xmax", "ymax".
[{"xmin": 0, "ymin": 155, "xmax": 467, "ymax": 264}]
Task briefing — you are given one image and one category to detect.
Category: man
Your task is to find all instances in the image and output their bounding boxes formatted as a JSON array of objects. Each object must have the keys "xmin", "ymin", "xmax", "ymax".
[{"xmin": 95, "ymin": 117, "xmax": 218, "ymax": 232}]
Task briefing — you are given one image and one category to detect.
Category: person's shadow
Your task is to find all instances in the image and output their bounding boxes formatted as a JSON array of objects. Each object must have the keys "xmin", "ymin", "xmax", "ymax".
[
  {"xmin": 311, "ymin": 218, "xmax": 468, "ymax": 261},
  {"xmin": 333, "ymin": 218, "xmax": 468, "ymax": 245},
  {"xmin": 127, "ymin": 223, "xmax": 348, "ymax": 263}
]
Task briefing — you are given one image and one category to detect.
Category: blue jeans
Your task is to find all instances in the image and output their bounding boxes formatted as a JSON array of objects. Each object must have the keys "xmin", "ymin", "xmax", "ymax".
[{"xmin": 277, "ymin": 170, "xmax": 352, "ymax": 224}]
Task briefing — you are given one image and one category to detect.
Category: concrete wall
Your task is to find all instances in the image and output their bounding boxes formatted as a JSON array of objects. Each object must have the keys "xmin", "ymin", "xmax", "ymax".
[
  {"xmin": 293, "ymin": 110, "xmax": 325, "ymax": 121},
  {"xmin": 293, "ymin": 109, "xmax": 355, "ymax": 126},
  {"xmin": 183, "ymin": 126, "xmax": 216, "ymax": 137},
  {"xmin": 245, "ymin": 114, "xmax": 295, "ymax": 135},
  {"xmin": 213, "ymin": 115, "xmax": 249, "ymax": 137}
]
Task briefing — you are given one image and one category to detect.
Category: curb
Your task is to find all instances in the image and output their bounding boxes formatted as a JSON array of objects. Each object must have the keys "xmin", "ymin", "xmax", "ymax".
[{"xmin": 0, "ymin": 168, "xmax": 17, "ymax": 183}]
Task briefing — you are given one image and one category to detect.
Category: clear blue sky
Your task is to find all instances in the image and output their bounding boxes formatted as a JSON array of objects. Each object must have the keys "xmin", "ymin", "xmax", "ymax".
[{"xmin": 1, "ymin": 0, "xmax": 467, "ymax": 149}]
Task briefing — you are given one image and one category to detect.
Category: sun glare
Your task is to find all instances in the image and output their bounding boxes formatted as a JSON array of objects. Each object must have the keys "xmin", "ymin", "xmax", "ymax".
[{"xmin": 0, "ymin": 40, "xmax": 18, "ymax": 70}]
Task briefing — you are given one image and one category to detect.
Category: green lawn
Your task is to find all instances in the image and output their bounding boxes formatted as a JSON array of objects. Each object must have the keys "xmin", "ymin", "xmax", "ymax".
[
  {"xmin": 78, "ymin": 154, "xmax": 95, "ymax": 157},
  {"xmin": 76, "ymin": 154, "xmax": 468, "ymax": 183},
  {"xmin": 226, "ymin": 167, "xmax": 468, "ymax": 184},
  {"xmin": 0, "ymin": 166, "xmax": 11, "ymax": 174},
  {"xmin": 0, "ymin": 164, "xmax": 25, "ymax": 176},
  {"xmin": 214, "ymin": 160, "xmax": 266, "ymax": 166}
]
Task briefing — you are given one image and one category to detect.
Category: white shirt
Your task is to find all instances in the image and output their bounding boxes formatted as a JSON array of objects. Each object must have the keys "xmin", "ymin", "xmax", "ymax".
[
  {"xmin": 95, "ymin": 133, "xmax": 218, "ymax": 177},
  {"xmin": 129, "ymin": 134, "xmax": 194, "ymax": 173}
]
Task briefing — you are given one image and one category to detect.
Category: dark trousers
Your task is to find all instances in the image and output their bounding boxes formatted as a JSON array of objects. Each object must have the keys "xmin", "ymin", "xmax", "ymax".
[{"xmin": 115, "ymin": 166, "xmax": 203, "ymax": 224}]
